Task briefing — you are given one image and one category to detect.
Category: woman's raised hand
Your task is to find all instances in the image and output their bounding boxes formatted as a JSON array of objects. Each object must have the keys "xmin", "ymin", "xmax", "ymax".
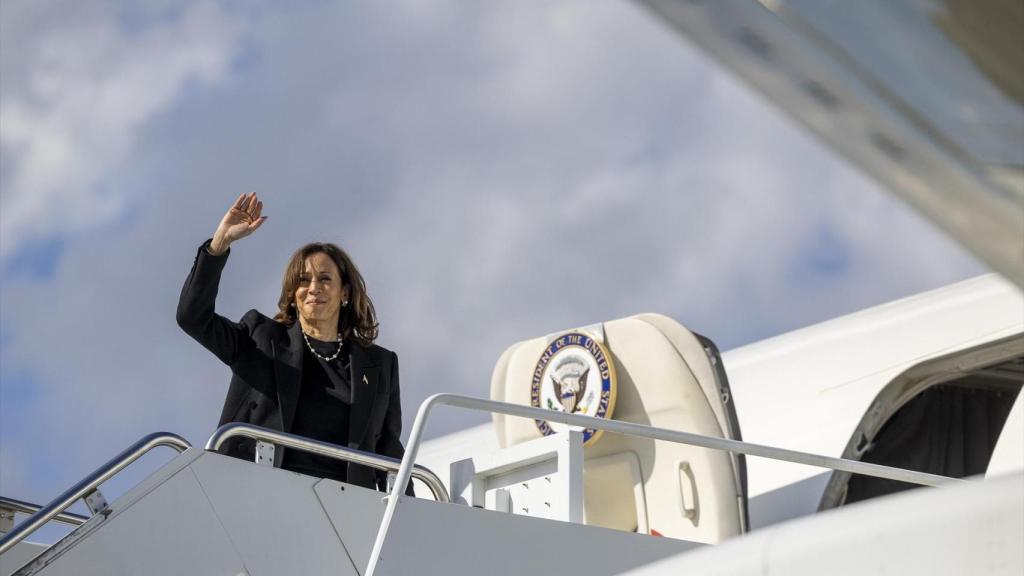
[{"xmin": 209, "ymin": 192, "xmax": 267, "ymax": 255}]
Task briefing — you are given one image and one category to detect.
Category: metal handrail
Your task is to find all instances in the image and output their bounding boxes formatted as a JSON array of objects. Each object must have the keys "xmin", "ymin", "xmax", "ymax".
[
  {"xmin": 365, "ymin": 393, "xmax": 967, "ymax": 576},
  {"xmin": 0, "ymin": 432, "xmax": 191, "ymax": 556},
  {"xmin": 0, "ymin": 497, "xmax": 88, "ymax": 529},
  {"xmin": 204, "ymin": 423, "xmax": 450, "ymax": 503}
]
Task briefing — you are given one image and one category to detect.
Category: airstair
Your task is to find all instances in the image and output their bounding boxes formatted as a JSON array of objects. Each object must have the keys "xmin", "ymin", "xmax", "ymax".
[{"xmin": 1, "ymin": 394, "xmax": 957, "ymax": 576}]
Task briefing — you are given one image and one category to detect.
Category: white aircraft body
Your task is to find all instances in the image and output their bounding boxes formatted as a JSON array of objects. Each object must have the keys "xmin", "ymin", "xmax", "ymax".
[{"xmin": 1, "ymin": 1, "xmax": 1022, "ymax": 575}]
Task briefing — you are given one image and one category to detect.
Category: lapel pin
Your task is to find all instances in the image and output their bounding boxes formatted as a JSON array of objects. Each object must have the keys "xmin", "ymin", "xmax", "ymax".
[{"xmin": 363, "ymin": 375, "xmax": 369, "ymax": 386}]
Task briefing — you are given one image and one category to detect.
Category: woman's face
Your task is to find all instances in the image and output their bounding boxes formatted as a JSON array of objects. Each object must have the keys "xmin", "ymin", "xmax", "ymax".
[{"xmin": 294, "ymin": 252, "xmax": 348, "ymax": 331}]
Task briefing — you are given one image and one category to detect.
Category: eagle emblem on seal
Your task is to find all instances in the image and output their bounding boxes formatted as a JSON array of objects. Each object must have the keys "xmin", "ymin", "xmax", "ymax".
[{"xmin": 550, "ymin": 356, "xmax": 590, "ymax": 414}]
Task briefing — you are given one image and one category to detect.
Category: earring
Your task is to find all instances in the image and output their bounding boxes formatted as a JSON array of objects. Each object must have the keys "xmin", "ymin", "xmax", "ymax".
[{"xmin": 343, "ymin": 300, "xmax": 350, "ymax": 307}]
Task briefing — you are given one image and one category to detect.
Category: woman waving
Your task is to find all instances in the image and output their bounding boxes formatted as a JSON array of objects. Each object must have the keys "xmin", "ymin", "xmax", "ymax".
[{"xmin": 177, "ymin": 193, "xmax": 407, "ymax": 492}]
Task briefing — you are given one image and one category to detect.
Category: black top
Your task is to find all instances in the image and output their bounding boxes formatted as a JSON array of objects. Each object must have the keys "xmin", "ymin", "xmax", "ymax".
[{"xmin": 281, "ymin": 335, "xmax": 353, "ymax": 482}]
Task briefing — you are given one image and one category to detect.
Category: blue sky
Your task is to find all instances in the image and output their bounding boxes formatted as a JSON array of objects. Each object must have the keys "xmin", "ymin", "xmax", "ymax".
[{"xmin": 0, "ymin": 0, "xmax": 984, "ymax": 541}]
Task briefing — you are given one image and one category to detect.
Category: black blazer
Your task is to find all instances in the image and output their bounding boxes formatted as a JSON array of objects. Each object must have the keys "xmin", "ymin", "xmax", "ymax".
[{"xmin": 177, "ymin": 241, "xmax": 406, "ymax": 492}]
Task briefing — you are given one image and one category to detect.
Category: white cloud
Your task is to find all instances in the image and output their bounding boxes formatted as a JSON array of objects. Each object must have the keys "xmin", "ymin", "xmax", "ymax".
[{"xmin": 0, "ymin": 1, "xmax": 238, "ymax": 257}]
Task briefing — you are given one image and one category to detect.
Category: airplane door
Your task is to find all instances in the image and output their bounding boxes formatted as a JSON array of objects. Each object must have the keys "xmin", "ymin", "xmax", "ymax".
[{"xmin": 490, "ymin": 314, "xmax": 748, "ymax": 542}]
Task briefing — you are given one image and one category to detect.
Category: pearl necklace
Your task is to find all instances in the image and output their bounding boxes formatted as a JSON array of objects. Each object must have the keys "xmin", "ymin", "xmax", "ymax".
[{"xmin": 302, "ymin": 331, "xmax": 344, "ymax": 362}]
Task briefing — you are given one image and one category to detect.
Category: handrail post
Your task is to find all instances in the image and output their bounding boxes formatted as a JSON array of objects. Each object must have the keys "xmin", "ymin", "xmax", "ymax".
[
  {"xmin": 366, "ymin": 393, "xmax": 442, "ymax": 576},
  {"xmin": 204, "ymin": 423, "xmax": 449, "ymax": 504},
  {"xmin": 0, "ymin": 433, "xmax": 191, "ymax": 556}
]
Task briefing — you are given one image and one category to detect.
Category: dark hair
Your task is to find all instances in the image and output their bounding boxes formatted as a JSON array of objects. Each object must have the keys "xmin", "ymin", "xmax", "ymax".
[{"xmin": 274, "ymin": 242, "xmax": 379, "ymax": 346}]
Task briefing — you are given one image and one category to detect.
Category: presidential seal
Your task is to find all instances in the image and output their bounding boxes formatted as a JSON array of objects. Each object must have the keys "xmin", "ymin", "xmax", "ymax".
[{"xmin": 530, "ymin": 331, "xmax": 617, "ymax": 445}]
